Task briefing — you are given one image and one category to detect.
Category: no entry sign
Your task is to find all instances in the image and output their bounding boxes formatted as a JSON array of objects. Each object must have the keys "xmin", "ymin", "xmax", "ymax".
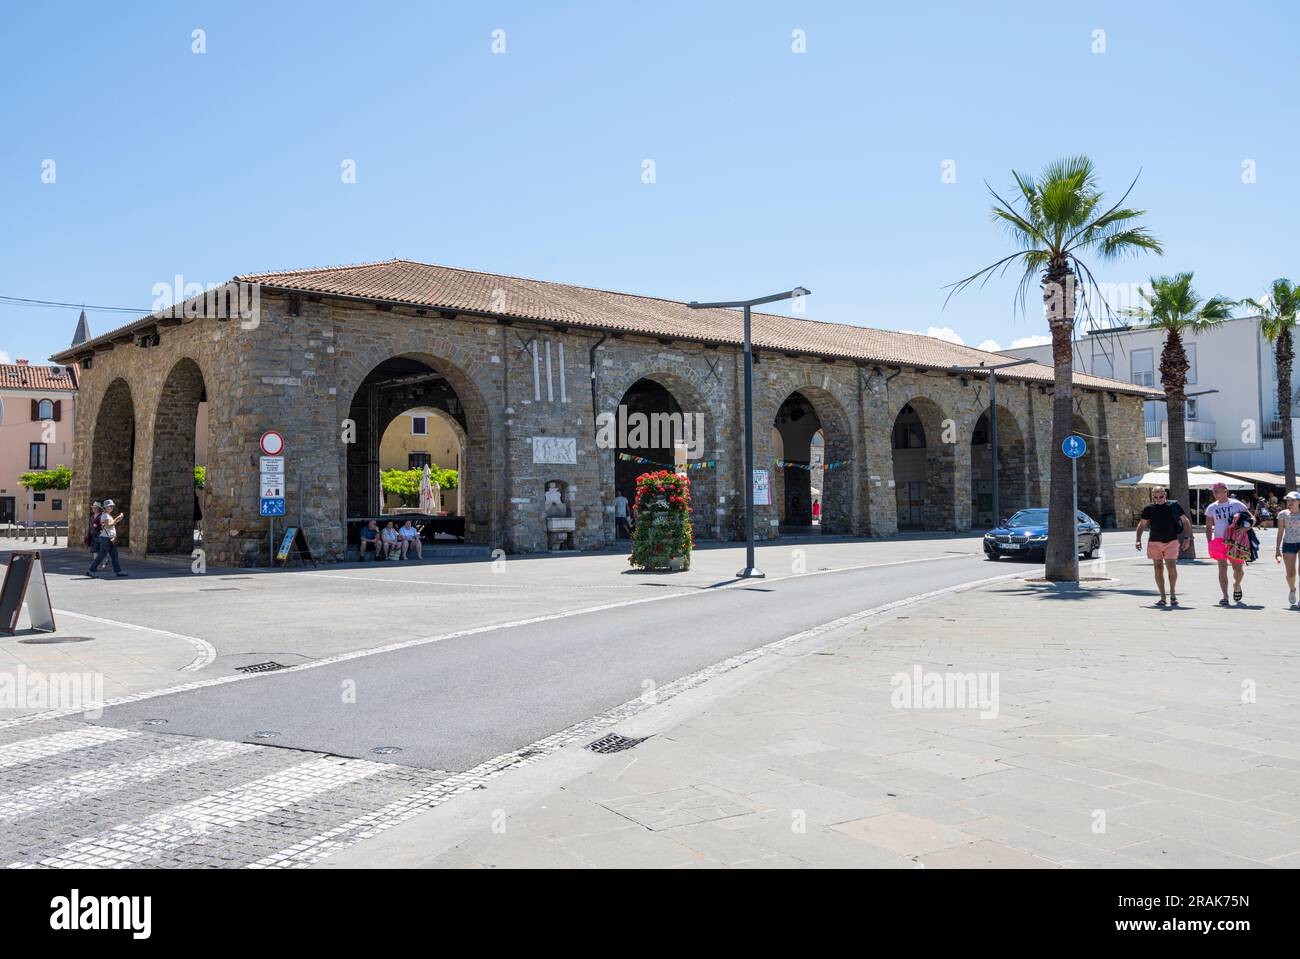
[{"xmin": 260, "ymin": 431, "xmax": 285, "ymax": 456}]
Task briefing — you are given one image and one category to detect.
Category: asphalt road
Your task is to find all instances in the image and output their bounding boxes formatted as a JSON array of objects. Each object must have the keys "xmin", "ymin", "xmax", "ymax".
[{"xmin": 89, "ymin": 549, "xmax": 1029, "ymax": 770}]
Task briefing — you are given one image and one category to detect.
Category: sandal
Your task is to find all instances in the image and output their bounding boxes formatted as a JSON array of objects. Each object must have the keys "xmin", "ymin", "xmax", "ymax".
[
  {"xmin": 1170, "ymin": 596, "xmax": 1179, "ymax": 607},
  {"xmin": 1155, "ymin": 599, "xmax": 1167, "ymax": 607},
  {"xmin": 1218, "ymin": 597, "xmax": 1231, "ymax": 607},
  {"xmin": 1233, "ymin": 589, "xmax": 1243, "ymax": 604}
]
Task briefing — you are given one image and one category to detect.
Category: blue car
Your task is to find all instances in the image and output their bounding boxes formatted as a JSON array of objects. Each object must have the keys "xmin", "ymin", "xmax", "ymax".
[{"xmin": 983, "ymin": 508, "xmax": 1102, "ymax": 561}]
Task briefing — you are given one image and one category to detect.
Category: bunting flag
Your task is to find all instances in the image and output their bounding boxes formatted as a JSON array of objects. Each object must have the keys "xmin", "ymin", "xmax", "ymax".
[
  {"xmin": 774, "ymin": 458, "xmax": 853, "ymax": 471},
  {"xmin": 617, "ymin": 452, "xmax": 719, "ymax": 471}
]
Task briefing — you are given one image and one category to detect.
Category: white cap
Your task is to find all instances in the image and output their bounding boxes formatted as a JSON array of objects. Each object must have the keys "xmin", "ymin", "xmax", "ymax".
[
  {"xmin": 1287, "ymin": 491, "xmax": 1300, "ymax": 502},
  {"xmin": 102, "ymin": 499, "xmax": 115, "ymax": 509}
]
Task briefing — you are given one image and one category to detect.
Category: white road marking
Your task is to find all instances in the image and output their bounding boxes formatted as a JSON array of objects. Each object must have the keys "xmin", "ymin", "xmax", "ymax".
[
  {"xmin": 0, "ymin": 738, "xmax": 258, "ymax": 821},
  {"xmin": 53, "ymin": 610, "xmax": 217, "ymax": 672},
  {"xmin": 0, "ymin": 727, "xmax": 135, "ymax": 770},
  {"xmin": 10, "ymin": 756, "xmax": 384, "ymax": 869}
]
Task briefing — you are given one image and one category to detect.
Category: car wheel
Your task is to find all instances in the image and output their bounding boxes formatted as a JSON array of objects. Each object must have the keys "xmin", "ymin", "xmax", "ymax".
[{"xmin": 985, "ymin": 551, "xmax": 999, "ymax": 561}]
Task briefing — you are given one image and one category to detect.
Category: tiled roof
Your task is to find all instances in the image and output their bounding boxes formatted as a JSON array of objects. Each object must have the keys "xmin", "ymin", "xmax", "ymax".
[
  {"xmin": 54, "ymin": 259, "xmax": 1161, "ymax": 397},
  {"xmin": 0, "ymin": 363, "xmax": 79, "ymax": 392}
]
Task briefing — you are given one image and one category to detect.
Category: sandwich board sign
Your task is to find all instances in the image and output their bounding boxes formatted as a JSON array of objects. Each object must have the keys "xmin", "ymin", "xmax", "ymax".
[
  {"xmin": 1, "ymin": 550, "xmax": 55, "ymax": 634},
  {"xmin": 274, "ymin": 527, "xmax": 316, "ymax": 567}
]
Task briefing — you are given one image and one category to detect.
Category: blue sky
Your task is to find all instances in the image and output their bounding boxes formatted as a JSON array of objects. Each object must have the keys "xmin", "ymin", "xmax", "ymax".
[{"xmin": 2, "ymin": 1, "xmax": 1296, "ymax": 364}]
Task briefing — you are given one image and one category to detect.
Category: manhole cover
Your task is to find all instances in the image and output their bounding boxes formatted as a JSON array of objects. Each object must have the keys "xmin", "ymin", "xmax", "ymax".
[
  {"xmin": 372, "ymin": 746, "xmax": 402, "ymax": 755},
  {"xmin": 236, "ymin": 661, "xmax": 286, "ymax": 673},
  {"xmin": 585, "ymin": 733, "xmax": 648, "ymax": 754}
]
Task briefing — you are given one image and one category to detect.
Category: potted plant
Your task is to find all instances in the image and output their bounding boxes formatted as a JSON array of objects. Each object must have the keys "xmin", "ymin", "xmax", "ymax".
[{"xmin": 629, "ymin": 470, "xmax": 693, "ymax": 571}]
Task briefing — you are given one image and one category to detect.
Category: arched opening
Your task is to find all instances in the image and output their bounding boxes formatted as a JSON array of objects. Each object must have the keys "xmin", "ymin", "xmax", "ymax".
[
  {"xmin": 891, "ymin": 398, "xmax": 954, "ymax": 531},
  {"xmin": 772, "ymin": 392, "xmax": 821, "ymax": 530},
  {"xmin": 346, "ymin": 355, "xmax": 472, "ymax": 547},
  {"xmin": 89, "ymin": 379, "xmax": 136, "ymax": 547},
  {"xmin": 970, "ymin": 407, "xmax": 1029, "ymax": 526},
  {"xmin": 378, "ymin": 407, "xmax": 465, "ymax": 514},
  {"xmin": 1071, "ymin": 413, "xmax": 1107, "ymax": 522},
  {"xmin": 147, "ymin": 359, "xmax": 206, "ymax": 554}
]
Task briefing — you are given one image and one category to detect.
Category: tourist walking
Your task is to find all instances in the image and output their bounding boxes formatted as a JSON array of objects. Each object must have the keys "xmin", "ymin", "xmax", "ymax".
[
  {"xmin": 1205, "ymin": 482, "xmax": 1249, "ymax": 606},
  {"xmin": 1275, "ymin": 492, "xmax": 1300, "ymax": 607},
  {"xmin": 614, "ymin": 489, "xmax": 631, "ymax": 538},
  {"xmin": 86, "ymin": 499, "xmax": 127, "ymax": 578},
  {"xmin": 82, "ymin": 499, "xmax": 102, "ymax": 552},
  {"xmin": 1134, "ymin": 487, "xmax": 1191, "ymax": 607}
]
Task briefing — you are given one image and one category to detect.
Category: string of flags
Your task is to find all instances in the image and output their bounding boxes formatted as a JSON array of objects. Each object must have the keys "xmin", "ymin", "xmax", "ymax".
[
  {"xmin": 617, "ymin": 452, "xmax": 719, "ymax": 470},
  {"xmin": 774, "ymin": 458, "xmax": 853, "ymax": 471}
]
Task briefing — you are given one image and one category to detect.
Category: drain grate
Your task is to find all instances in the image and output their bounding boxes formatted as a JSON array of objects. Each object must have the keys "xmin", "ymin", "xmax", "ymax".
[
  {"xmin": 236, "ymin": 661, "xmax": 286, "ymax": 674},
  {"xmin": 585, "ymin": 733, "xmax": 649, "ymax": 754}
]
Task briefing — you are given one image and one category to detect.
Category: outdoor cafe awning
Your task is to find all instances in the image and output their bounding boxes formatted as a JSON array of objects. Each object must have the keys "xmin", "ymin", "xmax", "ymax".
[
  {"xmin": 1215, "ymin": 470, "xmax": 1300, "ymax": 488},
  {"xmin": 1116, "ymin": 465, "xmax": 1253, "ymax": 490}
]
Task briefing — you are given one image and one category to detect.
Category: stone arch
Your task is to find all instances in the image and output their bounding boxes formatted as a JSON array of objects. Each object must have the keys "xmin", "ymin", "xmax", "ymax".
[
  {"xmin": 891, "ymin": 395, "xmax": 956, "ymax": 531},
  {"xmin": 337, "ymin": 346, "xmax": 495, "ymax": 546},
  {"xmin": 88, "ymin": 378, "xmax": 137, "ymax": 547},
  {"xmin": 766, "ymin": 383, "xmax": 856, "ymax": 535},
  {"xmin": 968, "ymin": 403, "xmax": 1030, "ymax": 525},
  {"xmin": 599, "ymin": 365, "xmax": 720, "ymax": 540},
  {"xmin": 1071, "ymin": 405, "xmax": 1113, "ymax": 525},
  {"xmin": 146, "ymin": 357, "xmax": 208, "ymax": 554}
]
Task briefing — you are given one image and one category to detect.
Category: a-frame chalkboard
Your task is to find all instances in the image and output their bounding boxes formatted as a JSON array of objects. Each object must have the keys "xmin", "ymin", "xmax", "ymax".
[
  {"xmin": 273, "ymin": 527, "xmax": 316, "ymax": 567},
  {"xmin": 1, "ymin": 550, "xmax": 56, "ymax": 634}
]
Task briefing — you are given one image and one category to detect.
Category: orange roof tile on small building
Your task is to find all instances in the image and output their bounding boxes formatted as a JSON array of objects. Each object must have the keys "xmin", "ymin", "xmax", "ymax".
[
  {"xmin": 0, "ymin": 362, "xmax": 79, "ymax": 392},
  {"xmin": 53, "ymin": 258, "xmax": 1162, "ymax": 398}
]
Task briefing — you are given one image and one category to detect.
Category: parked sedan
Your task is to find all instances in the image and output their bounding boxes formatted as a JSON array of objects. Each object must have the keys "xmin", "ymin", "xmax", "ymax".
[{"xmin": 983, "ymin": 508, "xmax": 1102, "ymax": 561}]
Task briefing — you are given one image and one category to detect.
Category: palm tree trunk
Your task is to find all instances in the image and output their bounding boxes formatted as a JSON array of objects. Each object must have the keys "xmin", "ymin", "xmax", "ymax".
[
  {"xmin": 1044, "ymin": 264, "xmax": 1077, "ymax": 581},
  {"xmin": 1278, "ymin": 327, "xmax": 1296, "ymax": 489},
  {"xmin": 1161, "ymin": 328, "xmax": 1190, "ymax": 511}
]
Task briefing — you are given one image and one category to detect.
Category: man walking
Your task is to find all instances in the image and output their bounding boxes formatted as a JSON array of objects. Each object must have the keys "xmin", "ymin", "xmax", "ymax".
[
  {"xmin": 87, "ymin": 499, "xmax": 128, "ymax": 578},
  {"xmin": 1135, "ymin": 487, "xmax": 1192, "ymax": 607},
  {"xmin": 614, "ymin": 489, "xmax": 631, "ymax": 539},
  {"xmin": 1205, "ymin": 482, "xmax": 1249, "ymax": 606}
]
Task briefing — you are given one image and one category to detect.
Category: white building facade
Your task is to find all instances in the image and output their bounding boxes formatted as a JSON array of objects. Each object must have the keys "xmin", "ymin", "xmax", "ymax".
[{"xmin": 1002, "ymin": 315, "xmax": 1300, "ymax": 473}]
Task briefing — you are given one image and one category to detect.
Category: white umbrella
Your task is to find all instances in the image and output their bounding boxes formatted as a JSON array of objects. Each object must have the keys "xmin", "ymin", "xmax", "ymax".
[
  {"xmin": 1116, "ymin": 465, "xmax": 1252, "ymax": 490},
  {"xmin": 418, "ymin": 465, "xmax": 437, "ymax": 513}
]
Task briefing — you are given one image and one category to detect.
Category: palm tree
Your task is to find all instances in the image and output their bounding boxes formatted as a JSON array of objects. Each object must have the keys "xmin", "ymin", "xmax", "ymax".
[
  {"xmin": 949, "ymin": 156, "xmax": 1161, "ymax": 581},
  {"xmin": 1243, "ymin": 279, "xmax": 1300, "ymax": 491},
  {"xmin": 1122, "ymin": 274, "xmax": 1235, "ymax": 531}
]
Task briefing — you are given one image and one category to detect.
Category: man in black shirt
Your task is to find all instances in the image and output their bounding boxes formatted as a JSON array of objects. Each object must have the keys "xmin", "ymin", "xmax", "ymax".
[{"xmin": 1135, "ymin": 487, "xmax": 1192, "ymax": 607}]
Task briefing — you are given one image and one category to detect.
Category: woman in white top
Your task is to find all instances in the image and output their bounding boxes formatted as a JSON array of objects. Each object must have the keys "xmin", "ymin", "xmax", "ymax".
[
  {"xmin": 1274, "ymin": 492, "xmax": 1300, "ymax": 607},
  {"xmin": 398, "ymin": 520, "xmax": 423, "ymax": 560}
]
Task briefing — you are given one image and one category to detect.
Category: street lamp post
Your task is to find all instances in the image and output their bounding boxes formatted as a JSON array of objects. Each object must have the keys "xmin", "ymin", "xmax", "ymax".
[
  {"xmin": 953, "ymin": 357, "xmax": 1033, "ymax": 525},
  {"xmin": 688, "ymin": 287, "xmax": 810, "ymax": 579}
]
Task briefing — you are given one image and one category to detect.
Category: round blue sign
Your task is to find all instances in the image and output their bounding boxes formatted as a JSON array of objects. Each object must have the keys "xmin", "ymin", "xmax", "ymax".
[{"xmin": 1062, "ymin": 435, "xmax": 1087, "ymax": 459}]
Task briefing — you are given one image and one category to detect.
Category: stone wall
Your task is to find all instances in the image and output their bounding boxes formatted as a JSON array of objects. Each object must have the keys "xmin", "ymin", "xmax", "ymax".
[{"xmin": 66, "ymin": 290, "xmax": 1153, "ymax": 566}]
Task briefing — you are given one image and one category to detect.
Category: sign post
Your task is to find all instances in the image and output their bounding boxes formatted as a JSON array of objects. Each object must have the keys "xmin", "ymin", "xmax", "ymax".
[
  {"xmin": 259, "ymin": 432, "xmax": 286, "ymax": 567},
  {"xmin": 1062, "ymin": 435, "xmax": 1088, "ymax": 580}
]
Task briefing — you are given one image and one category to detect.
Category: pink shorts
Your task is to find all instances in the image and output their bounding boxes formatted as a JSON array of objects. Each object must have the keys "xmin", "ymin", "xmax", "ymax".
[
  {"xmin": 1146, "ymin": 539, "xmax": 1180, "ymax": 561},
  {"xmin": 1207, "ymin": 538, "xmax": 1228, "ymax": 562}
]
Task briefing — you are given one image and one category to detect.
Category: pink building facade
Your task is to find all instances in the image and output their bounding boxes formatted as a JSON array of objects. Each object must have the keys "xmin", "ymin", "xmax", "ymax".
[{"xmin": 0, "ymin": 360, "xmax": 79, "ymax": 525}]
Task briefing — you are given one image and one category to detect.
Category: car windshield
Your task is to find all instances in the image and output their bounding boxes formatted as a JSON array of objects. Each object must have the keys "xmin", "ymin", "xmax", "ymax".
[{"xmin": 1006, "ymin": 510, "xmax": 1049, "ymax": 527}]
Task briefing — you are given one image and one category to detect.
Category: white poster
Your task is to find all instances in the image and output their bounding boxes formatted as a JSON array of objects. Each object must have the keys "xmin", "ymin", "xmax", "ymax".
[{"xmin": 752, "ymin": 469, "xmax": 771, "ymax": 506}]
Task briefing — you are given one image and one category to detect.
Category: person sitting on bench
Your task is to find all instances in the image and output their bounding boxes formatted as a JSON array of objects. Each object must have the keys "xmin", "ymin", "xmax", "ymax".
[
  {"xmin": 399, "ymin": 519, "xmax": 423, "ymax": 559},
  {"xmin": 359, "ymin": 520, "xmax": 381, "ymax": 561}
]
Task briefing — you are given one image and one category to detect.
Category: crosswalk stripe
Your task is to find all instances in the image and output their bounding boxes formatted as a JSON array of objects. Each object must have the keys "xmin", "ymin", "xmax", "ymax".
[
  {"xmin": 0, "ymin": 738, "xmax": 259, "ymax": 822},
  {"xmin": 0, "ymin": 727, "xmax": 135, "ymax": 770},
  {"xmin": 12, "ymin": 756, "xmax": 386, "ymax": 868}
]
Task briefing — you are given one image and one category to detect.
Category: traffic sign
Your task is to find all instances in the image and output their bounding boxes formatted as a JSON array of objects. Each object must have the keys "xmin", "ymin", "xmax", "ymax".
[
  {"xmin": 260, "ymin": 455, "xmax": 284, "ymax": 475},
  {"xmin": 260, "ymin": 431, "xmax": 285, "ymax": 456},
  {"xmin": 1062, "ymin": 435, "xmax": 1087, "ymax": 459},
  {"xmin": 260, "ymin": 497, "xmax": 286, "ymax": 516}
]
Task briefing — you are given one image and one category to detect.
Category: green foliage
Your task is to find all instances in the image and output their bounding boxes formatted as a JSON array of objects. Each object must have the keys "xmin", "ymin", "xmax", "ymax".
[
  {"xmin": 194, "ymin": 466, "xmax": 206, "ymax": 489},
  {"xmin": 380, "ymin": 467, "xmax": 459, "ymax": 508},
  {"xmin": 1123, "ymin": 273, "xmax": 1235, "ymax": 334},
  {"xmin": 1243, "ymin": 278, "xmax": 1300, "ymax": 344},
  {"xmin": 948, "ymin": 154, "xmax": 1162, "ymax": 322},
  {"xmin": 18, "ymin": 464, "xmax": 71, "ymax": 491},
  {"xmin": 628, "ymin": 470, "xmax": 693, "ymax": 571}
]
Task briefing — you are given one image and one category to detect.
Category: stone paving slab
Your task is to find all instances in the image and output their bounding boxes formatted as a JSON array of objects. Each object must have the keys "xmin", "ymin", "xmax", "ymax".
[{"xmin": 331, "ymin": 555, "xmax": 1300, "ymax": 868}]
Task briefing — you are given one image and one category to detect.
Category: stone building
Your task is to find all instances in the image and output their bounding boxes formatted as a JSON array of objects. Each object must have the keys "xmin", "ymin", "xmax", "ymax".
[{"xmin": 51, "ymin": 259, "xmax": 1159, "ymax": 566}]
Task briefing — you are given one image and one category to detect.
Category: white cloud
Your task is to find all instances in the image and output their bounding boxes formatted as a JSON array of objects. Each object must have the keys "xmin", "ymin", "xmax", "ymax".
[
  {"xmin": 0, "ymin": 348, "xmax": 11, "ymax": 364},
  {"xmin": 1008, "ymin": 334, "xmax": 1051, "ymax": 348},
  {"xmin": 902, "ymin": 325, "xmax": 965, "ymax": 345},
  {"xmin": 976, "ymin": 339, "xmax": 1002, "ymax": 352}
]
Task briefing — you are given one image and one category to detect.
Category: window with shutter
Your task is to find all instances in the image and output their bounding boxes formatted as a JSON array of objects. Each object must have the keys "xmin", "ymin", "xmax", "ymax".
[{"xmin": 52, "ymin": 400, "xmax": 62, "ymax": 422}]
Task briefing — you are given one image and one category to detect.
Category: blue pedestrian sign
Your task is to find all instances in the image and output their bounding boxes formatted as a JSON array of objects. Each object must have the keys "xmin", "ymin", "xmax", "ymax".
[
  {"xmin": 1062, "ymin": 435, "xmax": 1087, "ymax": 459},
  {"xmin": 260, "ymin": 497, "xmax": 286, "ymax": 516}
]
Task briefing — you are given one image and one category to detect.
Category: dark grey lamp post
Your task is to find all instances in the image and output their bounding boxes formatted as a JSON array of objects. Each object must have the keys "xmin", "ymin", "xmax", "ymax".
[{"xmin": 688, "ymin": 287, "xmax": 811, "ymax": 579}]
